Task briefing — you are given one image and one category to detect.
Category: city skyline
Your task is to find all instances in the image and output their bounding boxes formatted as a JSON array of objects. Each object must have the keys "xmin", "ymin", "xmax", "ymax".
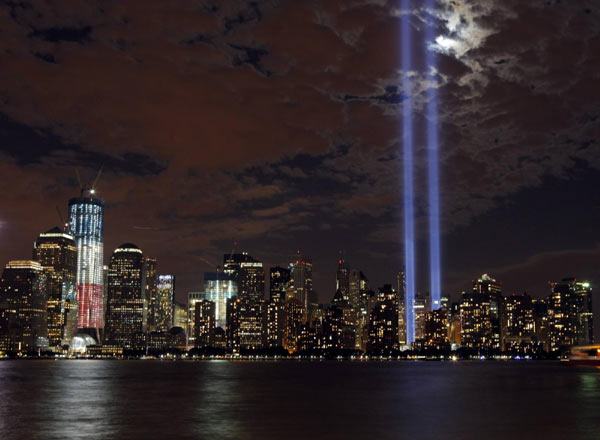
[
  {"xmin": 2, "ymin": 186, "xmax": 597, "ymax": 351},
  {"xmin": 2, "ymin": 190, "xmax": 599, "ymax": 315}
]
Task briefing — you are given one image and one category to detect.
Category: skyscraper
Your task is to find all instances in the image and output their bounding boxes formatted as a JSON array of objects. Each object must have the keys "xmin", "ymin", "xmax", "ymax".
[
  {"xmin": 424, "ymin": 308, "xmax": 449, "ymax": 350},
  {"xmin": 0, "ymin": 261, "xmax": 48, "ymax": 351},
  {"xmin": 270, "ymin": 266, "xmax": 290, "ymax": 303},
  {"xmin": 349, "ymin": 268, "xmax": 369, "ymax": 351},
  {"xmin": 367, "ymin": 284, "xmax": 399, "ymax": 353},
  {"xmin": 155, "ymin": 275, "xmax": 175, "ymax": 332},
  {"xmin": 187, "ymin": 291, "xmax": 204, "ymax": 346},
  {"xmin": 414, "ymin": 291, "xmax": 431, "ymax": 342},
  {"xmin": 204, "ymin": 271, "xmax": 237, "ymax": 329},
  {"xmin": 68, "ymin": 192, "xmax": 104, "ymax": 339},
  {"xmin": 468, "ymin": 274, "xmax": 503, "ymax": 351},
  {"xmin": 503, "ymin": 293, "xmax": 535, "ymax": 354},
  {"xmin": 33, "ymin": 227, "xmax": 78, "ymax": 347},
  {"xmin": 144, "ymin": 257, "xmax": 157, "ymax": 332},
  {"xmin": 266, "ymin": 300, "xmax": 285, "ymax": 348},
  {"xmin": 458, "ymin": 273, "xmax": 507, "ymax": 353},
  {"xmin": 104, "ymin": 244, "xmax": 147, "ymax": 350},
  {"xmin": 194, "ymin": 299, "xmax": 216, "ymax": 348},
  {"xmin": 288, "ymin": 253, "xmax": 313, "ymax": 322},
  {"xmin": 282, "ymin": 298, "xmax": 304, "ymax": 353},
  {"xmin": 397, "ymin": 272, "xmax": 407, "ymax": 345},
  {"xmin": 548, "ymin": 278, "xmax": 593, "ymax": 351},
  {"xmin": 335, "ymin": 256, "xmax": 350, "ymax": 302}
]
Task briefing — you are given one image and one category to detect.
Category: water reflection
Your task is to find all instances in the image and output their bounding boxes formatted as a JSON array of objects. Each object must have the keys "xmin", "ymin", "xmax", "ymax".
[
  {"xmin": 1, "ymin": 361, "xmax": 600, "ymax": 440},
  {"xmin": 193, "ymin": 361, "xmax": 242, "ymax": 438}
]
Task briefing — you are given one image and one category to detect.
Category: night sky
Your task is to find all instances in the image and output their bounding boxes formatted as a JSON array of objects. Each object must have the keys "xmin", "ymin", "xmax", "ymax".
[{"xmin": 1, "ymin": 1, "xmax": 599, "ymax": 315}]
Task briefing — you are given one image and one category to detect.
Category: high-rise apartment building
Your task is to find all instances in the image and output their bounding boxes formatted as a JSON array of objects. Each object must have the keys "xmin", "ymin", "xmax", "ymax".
[
  {"xmin": 548, "ymin": 278, "xmax": 593, "ymax": 351},
  {"xmin": 155, "ymin": 275, "xmax": 175, "ymax": 332},
  {"xmin": 367, "ymin": 285, "xmax": 399, "ymax": 353},
  {"xmin": 503, "ymin": 293, "xmax": 535, "ymax": 353},
  {"xmin": 33, "ymin": 227, "xmax": 77, "ymax": 347},
  {"xmin": 187, "ymin": 291, "xmax": 204, "ymax": 346},
  {"xmin": 424, "ymin": 308, "xmax": 449, "ymax": 350},
  {"xmin": 104, "ymin": 244, "xmax": 147, "ymax": 350},
  {"xmin": 194, "ymin": 299, "xmax": 216, "ymax": 348},
  {"xmin": 414, "ymin": 291, "xmax": 431, "ymax": 342},
  {"xmin": 0, "ymin": 261, "xmax": 48, "ymax": 351},
  {"xmin": 288, "ymin": 253, "xmax": 313, "ymax": 322},
  {"xmin": 144, "ymin": 257, "xmax": 157, "ymax": 332},
  {"xmin": 269, "ymin": 266, "xmax": 290, "ymax": 304}
]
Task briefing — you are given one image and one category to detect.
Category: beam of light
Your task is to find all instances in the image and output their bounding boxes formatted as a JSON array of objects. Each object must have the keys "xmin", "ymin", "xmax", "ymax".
[
  {"xmin": 401, "ymin": 0, "xmax": 416, "ymax": 345},
  {"xmin": 426, "ymin": 0, "xmax": 442, "ymax": 310}
]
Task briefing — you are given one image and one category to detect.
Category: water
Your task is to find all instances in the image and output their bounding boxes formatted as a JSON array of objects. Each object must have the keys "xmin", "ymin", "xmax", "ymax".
[{"xmin": 0, "ymin": 360, "xmax": 598, "ymax": 439}]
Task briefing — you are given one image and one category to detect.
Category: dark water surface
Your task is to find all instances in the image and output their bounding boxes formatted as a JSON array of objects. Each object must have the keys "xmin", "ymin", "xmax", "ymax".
[{"xmin": 0, "ymin": 360, "xmax": 598, "ymax": 439}]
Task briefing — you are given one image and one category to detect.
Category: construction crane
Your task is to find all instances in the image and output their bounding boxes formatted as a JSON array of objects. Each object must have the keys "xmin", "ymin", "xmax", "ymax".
[{"xmin": 75, "ymin": 166, "xmax": 103, "ymax": 196}]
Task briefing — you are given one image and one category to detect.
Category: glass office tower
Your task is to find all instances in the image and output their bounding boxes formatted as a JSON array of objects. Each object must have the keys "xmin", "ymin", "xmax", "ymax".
[{"xmin": 68, "ymin": 193, "xmax": 105, "ymax": 337}]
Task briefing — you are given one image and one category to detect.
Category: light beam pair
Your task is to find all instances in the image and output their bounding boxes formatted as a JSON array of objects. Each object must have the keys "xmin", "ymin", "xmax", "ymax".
[{"xmin": 402, "ymin": 0, "xmax": 441, "ymax": 345}]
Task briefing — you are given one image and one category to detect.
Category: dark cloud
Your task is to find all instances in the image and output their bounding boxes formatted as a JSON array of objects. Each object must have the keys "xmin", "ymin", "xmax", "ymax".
[
  {"xmin": 0, "ymin": 114, "xmax": 168, "ymax": 176},
  {"xmin": 29, "ymin": 25, "xmax": 92, "ymax": 43}
]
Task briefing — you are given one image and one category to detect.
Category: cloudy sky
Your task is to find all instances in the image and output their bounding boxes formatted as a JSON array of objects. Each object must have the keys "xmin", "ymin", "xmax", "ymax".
[{"xmin": 1, "ymin": 1, "xmax": 599, "ymax": 312}]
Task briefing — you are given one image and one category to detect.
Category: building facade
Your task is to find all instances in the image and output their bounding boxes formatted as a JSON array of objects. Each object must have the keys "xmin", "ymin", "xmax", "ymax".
[
  {"xmin": 104, "ymin": 244, "xmax": 147, "ymax": 350},
  {"xmin": 155, "ymin": 275, "xmax": 175, "ymax": 332},
  {"xmin": 0, "ymin": 261, "xmax": 48, "ymax": 351},
  {"xmin": 204, "ymin": 271, "xmax": 237, "ymax": 330},
  {"xmin": 33, "ymin": 227, "xmax": 77, "ymax": 347},
  {"xmin": 68, "ymin": 193, "xmax": 105, "ymax": 337}
]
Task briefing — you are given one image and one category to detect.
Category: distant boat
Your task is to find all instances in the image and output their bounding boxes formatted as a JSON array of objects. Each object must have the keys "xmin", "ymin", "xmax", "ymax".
[{"xmin": 564, "ymin": 345, "xmax": 600, "ymax": 366}]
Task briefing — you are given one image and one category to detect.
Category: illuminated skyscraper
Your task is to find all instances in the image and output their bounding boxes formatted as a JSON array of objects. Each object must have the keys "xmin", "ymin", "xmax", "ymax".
[
  {"xmin": 144, "ymin": 257, "xmax": 157, "ymax": 332},
  {"xmin": 414, "ymin": 291, "xmax": 431, "ymax": 342},
  {"xmin": 33, "ymin": 227, "xmax": 78, "ymax": 347},
  {"xmin": 0, "ymin": 261, "xmax": 48, "ymax": 351},
  {"xmin": 548, "ymin": 278, "xmax": 593, "ymax": 351},
  {"xmin": 367, "ymin": 284, "xmax": 399, "ymax": 353},
  {"xmin": 187, "ymin": 291, "xmax": 204, "ymax": 346},
  {"xmin": 104, "ymin": 244, "xmax": 147, "ymax": 350},
  {"xmin": 241, "ymin": 262, "xmax": 265, "ymax": 302},
  {"xmin": 288, "ymin": 253, "xmax": 313, "ymax": 322},
  {"xmin": 173, "ymin": 302, "xmax": 188, "ymax": 330},
  {"xmin": 459, "ymin": 275, "xmax": 504, "ymax": 353},
  {"xmin": 502, "ymin": 293, "xmax": 535, "ymax": 354},
  {"xmin": 266, "ymin": 300, "xmax": 285, "ymax": 348},
  {"xmin": 204, "ymin": 271, "xmax": 237, "ymax": 329},
  {"xmin": 424, "ymin": 308, "xmax": 449, "ymax": 350},
  {"xmin": 350, "ymin": 268, "xmax": 369, "ymax": 351},
  {"xmin": 397, "ymin": 272, "xmax": 407, "ymax": 345},
  {"xmin": 194, "ymin": 299, "xmax": 215, "ymax": 348},
  {"xmin": 465, "ymin": 274, "xmax": 503, "ymax": 351},
  {"xmin": 68, "ymin": 192, "xmax": 104, "ymax": 338},
  {"xmin": 336, "ymin": 256, "xmax": 350, "ymax": 302},
  {"xmin": 223, "ymin": 252, "xmax": 264, "ymax": 302},
  {"xmin": 270, "ymin": 266, "xmax": 290, "ymax": 303},
  {"xmin": 238, "ymin": 299, "xmax": 266, "ymax": 350},
  {"xmin": 155, "ymin": 275, "xmax": 175, "ymax": 332},
  {"xmin": 282, "ymin": 298, "xmax": 304, "ymax": 353}
]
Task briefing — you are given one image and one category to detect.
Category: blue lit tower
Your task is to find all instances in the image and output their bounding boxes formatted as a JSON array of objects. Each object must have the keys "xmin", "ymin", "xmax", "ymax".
[{"xmin": 68, "ymin": 189, "xmax": 105, "ymax": 338}]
